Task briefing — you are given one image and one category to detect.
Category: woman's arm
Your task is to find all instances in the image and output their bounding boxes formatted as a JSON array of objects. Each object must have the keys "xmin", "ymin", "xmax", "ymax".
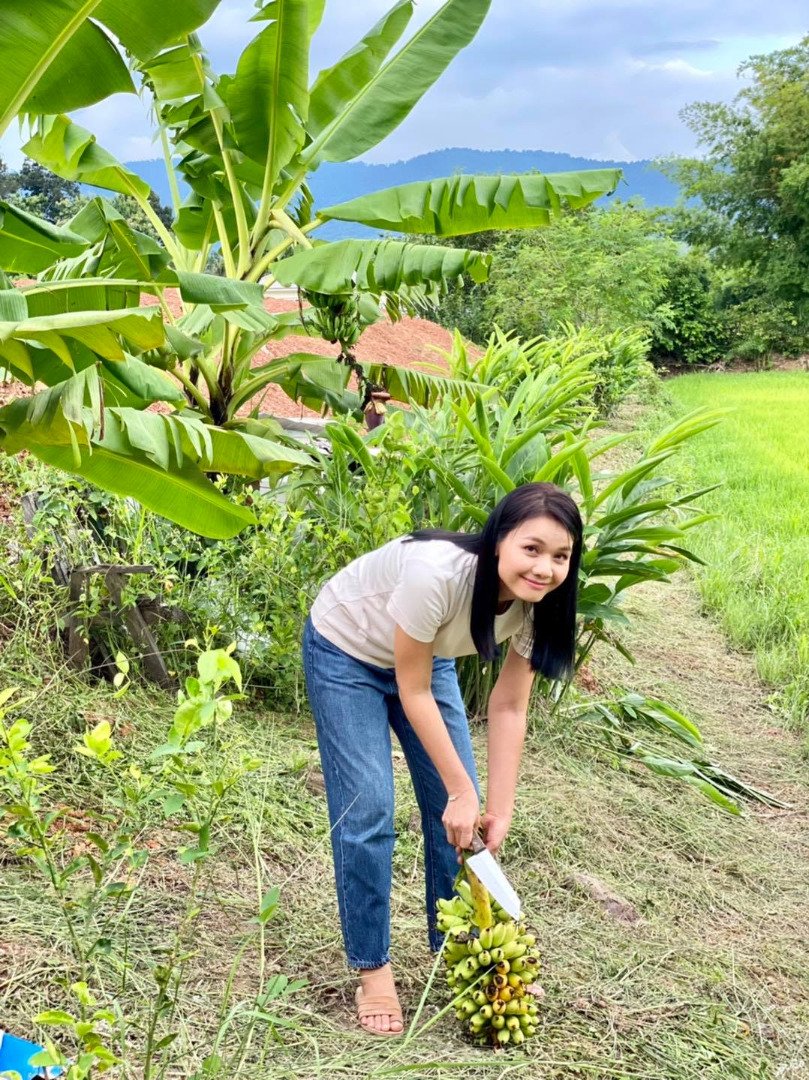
[
  {"xmin": 482, "ymin": 644, "xmax": 535, "ymax": 853},
  {"xmin": 394, "ymin": 625, "xmax": 480, "ymax": 849}
]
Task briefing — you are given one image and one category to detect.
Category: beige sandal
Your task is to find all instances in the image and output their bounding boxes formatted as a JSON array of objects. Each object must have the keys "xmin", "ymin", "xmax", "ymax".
[{"xmin": 355, "ymin": 985, "xmax": 405, "ymax": 1037}]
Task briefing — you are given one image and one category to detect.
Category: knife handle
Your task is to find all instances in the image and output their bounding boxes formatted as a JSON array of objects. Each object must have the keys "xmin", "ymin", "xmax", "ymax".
[{"xmin": 467, "ymin": 830, "xmax": 486, "ymax": 855}]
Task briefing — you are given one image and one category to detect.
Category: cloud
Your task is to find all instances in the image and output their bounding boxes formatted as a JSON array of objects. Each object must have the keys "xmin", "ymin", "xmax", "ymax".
[
  {"xmin": 0, "ymin": 1, "xmax": 805, "ymax": 171},
  {"xmin": 637, "ymin": 39, "xmax": 720, "ymax": 55},
  {"xmin": 627, "ymin": 58, "xmax": 715, "ymax": 78}
]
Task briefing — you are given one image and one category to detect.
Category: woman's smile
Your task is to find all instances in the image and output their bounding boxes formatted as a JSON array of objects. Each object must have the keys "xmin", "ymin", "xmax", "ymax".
[{"xmin": 496, "ymin": 515, "xmax": 573, "ymax": 604}]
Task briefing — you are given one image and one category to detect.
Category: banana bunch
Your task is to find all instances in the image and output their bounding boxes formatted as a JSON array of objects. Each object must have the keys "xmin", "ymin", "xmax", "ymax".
[
  {"xmin": 302, "ymin": 289, "xmax": 362, "ymax": 351},
  {"xmin": 436, "ymin": 883, "xmax": 543, "ymax": 1049}
]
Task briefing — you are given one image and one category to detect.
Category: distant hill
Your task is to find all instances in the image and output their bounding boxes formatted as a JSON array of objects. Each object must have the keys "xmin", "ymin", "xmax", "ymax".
[{"xmin": 122, "ymin": 148, "xmax": 678, "ymax": 239}]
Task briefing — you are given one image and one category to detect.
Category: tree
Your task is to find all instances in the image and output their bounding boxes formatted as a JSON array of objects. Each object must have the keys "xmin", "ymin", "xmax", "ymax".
[
  {"xmin": 110, "ymin": 192, "xmax": 176, "ymax": 240},
  {"xmin": 0, "ymin": 0, "xmax": 620, "ymax": 538},
  {"xmin": 666, "ymin": 36, "xmax": 809, "ymax": 339},
  {"xmin": 9, "ymin": 158, "xmax": 82, "ymax": 222},
  {"xmin": 484, "ymin": 201, "xmax": 677, "ymax": 340},
  {"xmin": 0, "ymin": 156, "xmax": 15, "ymax": 198},
  {"xmin": 648, "ymin": 254, "xmax": 729, "ymax": 366}
]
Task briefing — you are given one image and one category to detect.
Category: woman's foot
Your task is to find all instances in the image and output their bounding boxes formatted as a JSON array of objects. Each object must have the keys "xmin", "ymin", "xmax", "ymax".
[{"xmin": 355, "ymin": 963, "xmax": 404, "ymax": 1036}]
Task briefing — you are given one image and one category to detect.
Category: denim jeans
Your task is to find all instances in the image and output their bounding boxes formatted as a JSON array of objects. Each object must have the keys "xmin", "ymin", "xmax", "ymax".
[{"xmin": 302, "ymin": 617, "xmax": 480, "ymax": 968}]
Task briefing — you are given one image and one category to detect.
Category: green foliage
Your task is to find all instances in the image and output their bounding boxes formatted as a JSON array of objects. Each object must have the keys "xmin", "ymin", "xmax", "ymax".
[
  {"xmin": 484, "ymin": 201, "xmax": 678, "ymax": 340},
  {"xmin": 554, "ymin": 324, "xmax": 655, "ymax": 417},
  {"xmin": 566, "ymin": 691, "xmax": 786, "ymax": 814},
  {"xmin": 0, "ymin": 650, "xmax": 303, "ymax": 1076},
  {"xmin": 648, "ymin": 254, "xmax": 729, "ymax": 366},
  {"xmin": 721, "ymin": 293, "xmax": 804, "ymax": 367},
  {"xmin": 0, "ymin": 1, "xmax": 619, "ymax": 535},
  {"xmin": 665, "ymin": 35, "xmax": 809, "ymax": 349},
  {"xmin": 445, "ymin": 321, "xmax": 654, "ymax": 419},
  {"xmin": 183, "ymin": 418, "xmax": 418, "ymax": 706},
  {"xmin": 1, "ymin": 157, "xmax": 84, "ymax": 224}
]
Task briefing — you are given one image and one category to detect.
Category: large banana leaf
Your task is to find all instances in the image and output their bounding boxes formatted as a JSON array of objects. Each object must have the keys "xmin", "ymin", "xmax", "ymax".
[
  {"xmin": 0, "ymin": 308, "xmax": 164, "ymax": 379},
  {"xmin": 0, "ymin": 201, "xmax": 89, "ymax": 273},
  {"xmin": 44, "ymin": 198, "xmax": 173, "ymax": 283},
  {"xmin": 0, "ymin": 3, "xmax": 131, "ymax": 129},
  {"xmin": 302, "ymin": 0, "xmax": 490, "ymax": 166},
  {"xmin": 0, "ymin": 368, "xmax": 101, "ymax": 458},
  {"xmin": 23, "ymin": 115, "xmax": 151, "ymax": 199},
  {"xmin": 307, "ymin": 0, "xmax": 413, "ymax": 137},
  {"xmin": 229, "ymin": 349, "xmax": 473, "ymax": 416},
  {"xmin": 0, "ymin": 0, "xmax": 222, "ymax": 135},
  {"xmin": 174, "ymin": 271, "xmax": 265, "ymax": 311},
  {"xmin": 0, "ymin": 304, "xmax": 163, "ymax": 358},
  {"xmin": 0, "ymin": 387, "xmax": 313, "ymax": 536},
  {"xmin": 17, "ymin": 279, "xmax": 142, "ymax": 316},
  {"xmin": 108, "ymin": 409, "xmax": 312, "ymax": 478},
  {"xmin": 26, "ymin": 438, "xmax": 257, "ymax": 539},
  {"xmin": 228, "ymin": 0, "xmax": 311, "ymax": 180},
  {"xmin": 361, "ymin": 361, "xmax": 474, "ymax": 408},
  {"xmin": 262, "ymin": 352, "xmax": 356, "ymax": 416},
  {"xmin": 97, "ymin": 356, "xmax": 186, "ymax": 408},
  {"xmin": 320, "ymin": 170, "xmax": 623, "ymax": 235},
  {"xmin": 272, "ymin": 238, "xmax": 491, "ymax": 294}
]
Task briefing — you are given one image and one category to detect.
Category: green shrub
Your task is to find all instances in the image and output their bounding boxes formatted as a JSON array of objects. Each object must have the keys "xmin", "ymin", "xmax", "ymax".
[{"xmin": 649, "ymin": 255, "xmax": 729, "ymax": 366}]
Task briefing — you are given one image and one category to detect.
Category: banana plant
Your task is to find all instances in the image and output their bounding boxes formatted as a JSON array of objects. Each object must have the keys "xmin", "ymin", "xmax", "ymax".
[
  {"xmin": 379, "ymin": 331, "xmax": 726, "ymax": 713},
  {"xmin": 0, "ymin": 0, "xmax": 620, "ymax": 536}
]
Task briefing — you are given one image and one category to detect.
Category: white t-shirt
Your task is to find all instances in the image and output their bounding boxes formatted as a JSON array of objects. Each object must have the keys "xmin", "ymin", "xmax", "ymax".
[{"xmin": 310, "ymin": 536, "xmax": 534, "ymax": 669}]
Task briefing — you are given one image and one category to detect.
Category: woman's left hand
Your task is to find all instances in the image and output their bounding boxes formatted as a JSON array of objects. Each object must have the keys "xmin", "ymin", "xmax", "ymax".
[
  {"xmin": 479, "ymin": 811, "xmax": 511, "ymax": 855},
  {"xmin": 454, "ymin": 811, "xmax": 511, "ymax": 864}
]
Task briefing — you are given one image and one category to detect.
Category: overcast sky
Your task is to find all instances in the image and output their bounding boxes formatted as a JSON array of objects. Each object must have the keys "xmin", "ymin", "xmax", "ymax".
[{"xmin": 2, "ymin": 1, "xmax": 806, "ymax": 168}]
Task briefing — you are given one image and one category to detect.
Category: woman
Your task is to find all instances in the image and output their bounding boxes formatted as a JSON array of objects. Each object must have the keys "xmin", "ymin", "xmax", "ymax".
[{"xmin": 302, "ymin": 482, "xmax": 582, "ymax": 1036}]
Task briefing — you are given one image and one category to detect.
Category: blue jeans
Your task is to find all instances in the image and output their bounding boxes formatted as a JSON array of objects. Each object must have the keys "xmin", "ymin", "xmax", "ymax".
[{"xmin": 302, "ymin": 617, "xmax": 480, "ymax": 968}]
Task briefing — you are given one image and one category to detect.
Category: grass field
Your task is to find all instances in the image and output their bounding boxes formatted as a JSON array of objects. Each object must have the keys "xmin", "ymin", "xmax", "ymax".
[
  {"xmin": 2, "ymin": 444, "xmax": 809, "ymax": 1079},
  {"xmin": 658, "ymin": 372, "xmax": 809, "ymax": 741}
]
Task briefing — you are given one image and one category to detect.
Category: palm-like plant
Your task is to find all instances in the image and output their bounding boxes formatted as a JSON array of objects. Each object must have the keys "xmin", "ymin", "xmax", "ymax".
[{"xmin": 0, "ymin": 0, "xmax": 620, "ymax": 537}]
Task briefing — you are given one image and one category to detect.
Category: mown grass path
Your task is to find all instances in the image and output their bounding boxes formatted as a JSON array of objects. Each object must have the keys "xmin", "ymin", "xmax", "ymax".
[
  {"xmin": 2, "ymin": 397, "xmax": 808, "ymax": 1078},
  {"xmin": 660, "ymin": 371, "xmax": 809, "ymax": 736}
]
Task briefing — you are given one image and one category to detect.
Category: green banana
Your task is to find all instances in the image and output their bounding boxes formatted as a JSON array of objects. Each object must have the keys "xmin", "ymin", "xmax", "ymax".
[
  {"xmin": 500, "ymin": 922, "xmax": 519, "ymax": 945},
  {"xmin": 502, "ymin": 941, "xmax": 527, "ymax": 960},
  {"xmin": 436, "ymin": 881, "xmax": 543, "ymax": 1050}
]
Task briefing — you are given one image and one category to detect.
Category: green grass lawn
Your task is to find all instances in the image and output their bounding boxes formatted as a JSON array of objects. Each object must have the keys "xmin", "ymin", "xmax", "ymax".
[{"xmin": 660, "ymin": 372, "xmax": 809, "ymax": 739}]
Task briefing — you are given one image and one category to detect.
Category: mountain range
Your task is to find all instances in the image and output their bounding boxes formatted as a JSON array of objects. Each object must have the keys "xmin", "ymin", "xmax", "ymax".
[{"xmin": 123, "ymin": 147, "xmax": 679, "ymax": 239}]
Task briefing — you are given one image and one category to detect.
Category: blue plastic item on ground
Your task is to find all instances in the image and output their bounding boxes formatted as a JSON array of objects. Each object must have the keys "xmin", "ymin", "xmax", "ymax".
[{"xmin": 0, "ymin": 1030, "xmax": 64, "ymax": 1079}]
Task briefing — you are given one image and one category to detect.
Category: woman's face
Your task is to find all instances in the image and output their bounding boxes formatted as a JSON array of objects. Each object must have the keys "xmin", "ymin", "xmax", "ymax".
[{"xmin": 496, "ymin": 514, "xmax": 574, "ymax": 604}]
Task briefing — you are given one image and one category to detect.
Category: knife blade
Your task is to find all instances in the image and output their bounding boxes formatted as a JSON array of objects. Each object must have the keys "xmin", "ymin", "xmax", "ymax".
[{"xmin": 465, "ymin": 834, "xmax": 521, "ymax": 920}]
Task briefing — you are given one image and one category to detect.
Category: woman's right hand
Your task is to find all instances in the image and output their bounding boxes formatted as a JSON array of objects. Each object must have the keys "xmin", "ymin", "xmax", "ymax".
[{"xmin": 442, "ymin": 786, "xmax": 481, "ymax": 852}]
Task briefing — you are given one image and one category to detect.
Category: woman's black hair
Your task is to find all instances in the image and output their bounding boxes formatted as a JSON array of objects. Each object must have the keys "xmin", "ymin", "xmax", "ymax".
[{"xmin": 407, "ymin": 483, "xmax": 582, "ymax": 680}]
